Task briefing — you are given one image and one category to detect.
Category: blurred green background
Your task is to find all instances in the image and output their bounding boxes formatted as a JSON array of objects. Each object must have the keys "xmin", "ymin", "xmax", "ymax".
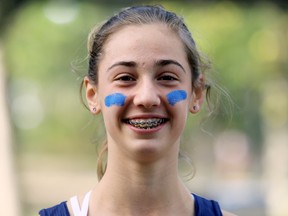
[{"xmin": 0, "ymin": 0, "xmax": 287, "ymax": 215}]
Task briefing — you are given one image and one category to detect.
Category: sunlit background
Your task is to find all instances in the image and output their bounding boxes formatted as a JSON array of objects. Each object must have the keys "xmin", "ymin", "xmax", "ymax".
[{"xmin": 0, "ymin": 0, "xmax": 287, "ymax": 215}]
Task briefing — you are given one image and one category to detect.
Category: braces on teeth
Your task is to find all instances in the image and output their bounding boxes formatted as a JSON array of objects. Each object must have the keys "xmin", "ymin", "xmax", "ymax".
[{"xmin": 128, "ymin": 119, "xmax": 165, "ymax": 129}]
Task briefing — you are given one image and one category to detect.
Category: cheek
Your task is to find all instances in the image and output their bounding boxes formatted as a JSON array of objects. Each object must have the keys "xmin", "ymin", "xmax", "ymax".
[
  {"xmin": 166, "ymin": 90, "xmax": 187, "ymax": 106},
  {"xmin": 105, "ymin": 93, "xmax": 127, "ymax": 107}
]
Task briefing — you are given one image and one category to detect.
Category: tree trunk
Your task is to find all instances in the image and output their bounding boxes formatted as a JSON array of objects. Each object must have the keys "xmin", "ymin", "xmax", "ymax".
[{"xmin": 0, "ymin": 43, "xmax": 21, "ymax": 216}]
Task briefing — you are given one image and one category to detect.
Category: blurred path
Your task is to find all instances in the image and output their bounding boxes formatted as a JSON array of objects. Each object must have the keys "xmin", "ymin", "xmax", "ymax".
[{"xmin": 0, "ymin": 44, "xmax": 21, "ymax": 215}]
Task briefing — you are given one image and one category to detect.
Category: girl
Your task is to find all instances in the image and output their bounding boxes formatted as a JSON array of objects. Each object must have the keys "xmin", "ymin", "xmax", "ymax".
[{"xmin": 39, "ymin": 5, "xmax": 235, "ymax": 216}]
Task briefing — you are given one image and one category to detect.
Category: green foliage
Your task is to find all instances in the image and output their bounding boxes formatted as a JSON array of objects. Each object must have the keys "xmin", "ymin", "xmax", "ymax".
[{"xmin": 4, "ymin": 2, "xmax": 111, "ymax": 154}]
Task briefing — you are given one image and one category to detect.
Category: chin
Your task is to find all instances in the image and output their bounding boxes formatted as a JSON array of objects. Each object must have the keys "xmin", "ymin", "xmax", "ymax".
[{"xmin": 128, "ymin": 140, "xmax": 176, "ymax": 164}]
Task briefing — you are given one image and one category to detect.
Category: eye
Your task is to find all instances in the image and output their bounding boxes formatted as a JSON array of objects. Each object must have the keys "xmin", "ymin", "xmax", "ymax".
[
  {"xmin": 157, "ymin": 73, "xmax": 178, "ymax": 81},
  {"xmin": 158, "ymin": 75, "xmax": 177, "ymax": 81},
  {"xmin": 116, "ymin": 75, "xmax": 135, "ymax": 81},
  {"xmin": 114, "ymin": 74, "xmax": 136, "ymax": 86}
]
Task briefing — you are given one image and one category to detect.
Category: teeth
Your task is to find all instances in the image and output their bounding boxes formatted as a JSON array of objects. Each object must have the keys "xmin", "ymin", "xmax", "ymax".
[{"xmin": 127, "ymin": 118, "xmax": 165, "ymax": 129}]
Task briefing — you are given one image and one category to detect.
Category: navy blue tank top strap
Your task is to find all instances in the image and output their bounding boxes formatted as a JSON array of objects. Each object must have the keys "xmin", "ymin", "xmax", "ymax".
[
  {"xmin": 192, "ymin": 193, "xmax": 223, "ymax": 216},
  {"xmin": 39, "ymin": 201, "xmax": 70, "ymax": 216}
]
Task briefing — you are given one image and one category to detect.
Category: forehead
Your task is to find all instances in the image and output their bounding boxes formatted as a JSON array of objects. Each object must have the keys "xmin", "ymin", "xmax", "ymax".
[{"xmin": 101, "ymin": 23, "xmax": 187, "ymax": 67}]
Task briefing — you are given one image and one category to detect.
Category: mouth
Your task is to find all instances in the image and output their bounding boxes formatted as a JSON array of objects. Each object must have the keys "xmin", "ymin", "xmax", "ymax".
[{"xmin": 122, "ymin": 118, "xmax": 168, "ymax": 130}]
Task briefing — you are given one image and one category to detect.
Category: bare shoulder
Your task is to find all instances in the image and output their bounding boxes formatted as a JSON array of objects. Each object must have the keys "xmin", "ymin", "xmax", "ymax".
[
  {"xmin": 222, "ymin": 210, "xmax": 237, "ymax": 216},
  {"xmin": 66, "ymin": 200, "xmax": 73, "ymax": 214}
]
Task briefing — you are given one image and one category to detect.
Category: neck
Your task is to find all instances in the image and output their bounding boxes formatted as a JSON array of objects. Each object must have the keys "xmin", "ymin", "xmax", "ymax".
[
  {"xmin": 90, "ymin": 151, "xmax": 193, "ymax": 216},
  {"xmin": 107, "ymin": 153, "xmax": 179, "ymax": 193}
]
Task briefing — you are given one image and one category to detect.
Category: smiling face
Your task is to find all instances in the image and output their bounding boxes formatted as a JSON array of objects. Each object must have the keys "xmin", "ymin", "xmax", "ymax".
[{"xmin": 85, "ymin": 23, "xmax": 203, "ymax": 163}]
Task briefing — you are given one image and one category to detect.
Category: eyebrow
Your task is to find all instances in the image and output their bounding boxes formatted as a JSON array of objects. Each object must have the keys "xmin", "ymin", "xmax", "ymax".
[
  {"xmin": 107, "ymin": 61, "xmax": 136, "ymax": 72},
  {"xmin": 155, "ymin": 59, "xmax": 186, "ymax": 73},
  {"xmin": 107, "ymin": 59, "xmax": 186, "ymax": 73}
]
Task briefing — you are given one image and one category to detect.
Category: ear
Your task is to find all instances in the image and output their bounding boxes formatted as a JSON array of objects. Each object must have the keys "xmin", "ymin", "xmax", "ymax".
[
  {"xmin": 84, "ymin": 76, "xmax": 101, "ymax": 115},
  {"xmin": 189, "ymin": 74, "xmax": 205, "ymax": 114}
]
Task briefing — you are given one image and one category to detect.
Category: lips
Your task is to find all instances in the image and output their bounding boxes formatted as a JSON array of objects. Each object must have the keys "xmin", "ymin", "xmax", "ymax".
[{"xmin": 123, "ymin": 118, "xmax": 168, "ymax": 129}]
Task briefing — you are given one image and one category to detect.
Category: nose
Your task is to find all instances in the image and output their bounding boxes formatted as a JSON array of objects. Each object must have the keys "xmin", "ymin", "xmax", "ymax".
[{"xmin": 133, "ymin": 79, "xmax": 160, "ymax": 109}]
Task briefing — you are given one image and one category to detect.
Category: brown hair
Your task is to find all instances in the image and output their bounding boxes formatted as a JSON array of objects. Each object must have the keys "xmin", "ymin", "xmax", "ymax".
[{"xmin": 83, "ymin": 5, "xmax": 211, "ymax": 180}]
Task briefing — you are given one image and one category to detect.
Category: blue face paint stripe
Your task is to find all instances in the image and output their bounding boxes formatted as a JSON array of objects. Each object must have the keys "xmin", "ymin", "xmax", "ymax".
[
  {"xmin": 166, "ymin": 90, "xmax": 187, "ymax": 106},
  {"xmin": 105, "ymin": 93, "xmax": 126, "ymax": 107}
]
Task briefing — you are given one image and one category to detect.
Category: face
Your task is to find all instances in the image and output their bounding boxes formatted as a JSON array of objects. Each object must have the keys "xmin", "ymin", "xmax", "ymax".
[{"xmin": 85, "ymin": 23, "xmax": 203, "ymax": 163}]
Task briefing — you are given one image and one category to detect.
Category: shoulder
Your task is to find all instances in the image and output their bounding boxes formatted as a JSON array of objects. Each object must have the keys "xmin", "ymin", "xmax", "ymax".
[
  {"xmin": 39, "ymin": 201, "xmax": 70, "ymax": 216},
  {"xmin": 193, "ymin": 193, "xmax": 236, "ymax": 216}
]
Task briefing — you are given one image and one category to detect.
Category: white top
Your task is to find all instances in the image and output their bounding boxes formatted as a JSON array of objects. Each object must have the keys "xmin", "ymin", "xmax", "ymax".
[{"xmin": 70, "ymin": 191, "xmax": 92, "ymax": 216}]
